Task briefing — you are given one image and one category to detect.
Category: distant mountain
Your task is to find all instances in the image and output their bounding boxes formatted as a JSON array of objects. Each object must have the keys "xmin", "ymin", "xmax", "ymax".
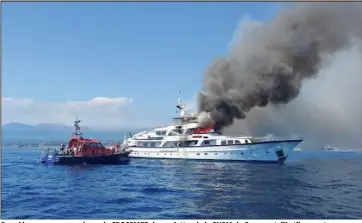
[{"xmin": 2, "ymin": 122, "xmax": 143, "ymax": 144}]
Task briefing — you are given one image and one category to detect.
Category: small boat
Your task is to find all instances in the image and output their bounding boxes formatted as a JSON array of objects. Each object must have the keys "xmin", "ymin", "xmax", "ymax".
[
  {"xmin": 40, "ymin": 118, "xmax": 130, "ymax": 165},
  {"xmin": 324, "ymin": 145, "xmax": 336, "ymax": 151}
]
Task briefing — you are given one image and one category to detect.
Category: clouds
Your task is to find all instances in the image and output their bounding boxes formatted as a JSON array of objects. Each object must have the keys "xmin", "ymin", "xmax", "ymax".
[
  {"xmin": 2, "ymin": 94, "xmax": 199, "ymax": 130},
  {"xmin": 2, "ymin": 96, "xmax": 141, "ymax": 130}
]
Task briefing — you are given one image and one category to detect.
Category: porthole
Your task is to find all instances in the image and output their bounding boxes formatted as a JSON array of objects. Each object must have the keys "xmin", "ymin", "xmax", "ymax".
[
  {"xmin": 215, "ymin": 153, "xmax": 218, "ymax": 155},
  {"xmin": 205, "ymin": 153, "xmax": 208, "ymax": 155},
  {"xmin": 197, "ymin": 153, "xmax": 200, "ymax": 155}
]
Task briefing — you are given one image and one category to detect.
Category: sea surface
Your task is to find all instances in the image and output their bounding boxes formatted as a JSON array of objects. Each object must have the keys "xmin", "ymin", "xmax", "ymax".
[{"xmin": 1, "ymin": 147, "xmax": 362, "ymax": 219}]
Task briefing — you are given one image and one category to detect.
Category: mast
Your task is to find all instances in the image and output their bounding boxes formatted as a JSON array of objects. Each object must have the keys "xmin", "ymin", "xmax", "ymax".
[
  {"xmin": 174, "ymin": 90, "xmax": 197, "ymax": 124},
  {"xmin": 176, "ymin": 90, "xmax": 187, "ymax": 118},
  {"xmin": 73, "ymin": 116, "xmax": 83, "ymax": 138}
]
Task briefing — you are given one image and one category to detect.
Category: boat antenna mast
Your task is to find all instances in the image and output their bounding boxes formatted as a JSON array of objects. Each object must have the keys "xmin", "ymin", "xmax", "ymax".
[
  {"xmin": 175, "ymin": 90, "xmax": 196, "ymax": 123},
  {"xmin": 176, "ymin": 90, "xmax": 188, "ymax": 118},
  {"xmin": 73, "ymin": 116, "xmax": 83, "ymax": 137}
]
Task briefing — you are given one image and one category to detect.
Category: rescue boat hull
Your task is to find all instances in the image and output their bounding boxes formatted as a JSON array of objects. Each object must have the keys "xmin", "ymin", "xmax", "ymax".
[{"xmin": 40, "ymin": 152, "xmax": 131, "ymax": 165}]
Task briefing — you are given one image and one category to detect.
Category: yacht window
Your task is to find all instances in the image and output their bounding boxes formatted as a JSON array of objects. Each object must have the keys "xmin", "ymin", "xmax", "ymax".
[
  {"xmin": 186, "ymin": 140, "xmax": 198, "ymax": 146},
  {"xmin": 161, "ymin": 131, "xmax": 167, "ymax": 135},
  {"xmin": 202, "ymin": 140, "xmax": 210, "ymax": 146},
  {"xmin": 235, "ymin": 140, "xmax": 241, "ymax": 144},
  {"xmin": 227, "ymin": 140, "xmax": 234, "ymax": 145},
  {"xmin": 201, "ymin": 140, "xmax": 217, "ymax": 146},
  {"xmin": 185, "ymin": 128, "xmax": 195, "ymax": 135},
  {"xmin": 162, "ymin": 141, "xmax": 175, "ymax": 147},
  {"xmin": 168, "ymin": 130, "xmax": 181, "ymax": 136},
  {"xmin": 175, "ymin": 127, "xmax": 183, "ymax": 134},
  {"xmin": 155, "ymin": 141, "xmax": 162, "ymax": 147},
  {"xmin": 221, "ymin": 140, "xmax": 227, "ymax": 146},
  {"xmin": 150, "ymin": 142, "xmax": 156, "ymax": 147}
]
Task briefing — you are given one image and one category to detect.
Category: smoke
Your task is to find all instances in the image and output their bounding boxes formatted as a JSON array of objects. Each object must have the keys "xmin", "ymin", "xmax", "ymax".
[
  {"xmin": 197, "ymin": 3, "xmax": 362, "ymax": 134},
  {"xmin": 223, "ymin": 45, "xmax": 362, "ymax": 149}
]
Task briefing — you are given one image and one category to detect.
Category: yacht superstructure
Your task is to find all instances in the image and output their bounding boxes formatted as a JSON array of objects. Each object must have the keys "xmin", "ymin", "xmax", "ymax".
[{"xmin": 121, "ymin": 95, "xmax": 302, "ymax": 163}]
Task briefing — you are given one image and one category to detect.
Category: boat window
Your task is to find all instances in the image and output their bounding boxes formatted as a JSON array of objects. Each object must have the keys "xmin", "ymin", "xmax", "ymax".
[
  {"xmin": 168, "ymin": 130, "xmax": 181, "ymax": 136},
  {"xmin": 201, "ymin": 140, "xmax": 217, "ymax": 146},
  {"xmin": 186, "ymin": 140, "xmax": 198, "ymax": 146},
  {"xmin": 235, "ymin": 140, "xmax": 241, "ymax": 144},
  {"xmin": 221, "ymin": 140, "xmax": 227, "ymax": 146},
  {"xmin": 141, "ymin": 141, "xmax": 154, "ymax": 147},
  {"xmin": 156, "ymin": 130, "xmax": 167, "ymax": 136},
  {"xmin": 168, "ymin": 127, "xmax": 183, "ymax": 135},
  {"xmin": 202, "ymin": 140, "xmax": 210, "ymax": 145},
  {"xmin": 155, "ymin": 141, "xmax": 162, "ymax": 147},
  {"xmin": 227, "ymin": 140, "xmax": 234, "ymax": 145},
  {"xmin": 162, "ymin": 141, "xmax": 176, "ymax": 147},
  {"xmin": 184, "ymin": 128, "xmax": 195, "ymax": 135},
  {"xmin": 179, "ymin": 140, "xmax": 198, "ymax": 147}
]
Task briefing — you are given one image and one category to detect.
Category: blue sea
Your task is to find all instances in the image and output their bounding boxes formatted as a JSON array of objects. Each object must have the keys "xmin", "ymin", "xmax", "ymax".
[{"xmin": 1, "ymin": 148, "xmax": 362, "ymax": 219}]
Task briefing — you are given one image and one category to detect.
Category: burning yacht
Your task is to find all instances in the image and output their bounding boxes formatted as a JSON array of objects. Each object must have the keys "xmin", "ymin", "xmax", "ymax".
[{"xmin": 121, "ymin": 95, "xmax": 302, "ymax": 164}]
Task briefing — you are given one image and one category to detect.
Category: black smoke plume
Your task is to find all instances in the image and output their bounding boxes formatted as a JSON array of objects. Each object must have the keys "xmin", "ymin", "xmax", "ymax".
[{"xmin": 197, "ymin": 3, "xmax": 362, "ymax": 132}]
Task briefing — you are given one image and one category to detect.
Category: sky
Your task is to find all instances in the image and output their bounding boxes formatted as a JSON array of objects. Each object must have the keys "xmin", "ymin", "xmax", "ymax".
[{"xmin": 2, "ymin": 2, "xmax": 283, "ymax": 129}]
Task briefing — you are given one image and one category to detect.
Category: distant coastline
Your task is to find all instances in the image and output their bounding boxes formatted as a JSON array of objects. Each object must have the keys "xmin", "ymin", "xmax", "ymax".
[{"xmin": 2, "ymin": 140, "xmax": 120, "ymax": 149}]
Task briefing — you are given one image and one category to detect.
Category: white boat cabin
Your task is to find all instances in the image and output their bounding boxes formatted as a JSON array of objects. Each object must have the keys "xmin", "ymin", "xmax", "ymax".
[{"xmin": 123, "ymin": 94, "xmax": 254, "ymax": 149}]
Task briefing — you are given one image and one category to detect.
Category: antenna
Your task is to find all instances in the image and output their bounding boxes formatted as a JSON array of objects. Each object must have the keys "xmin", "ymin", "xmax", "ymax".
[
  {"xmin": 177, "ymin": 90, "xmax": 183, "ymax": 107},
  {"xmin": 176, "ymin": 90, "xmax": 188, "ymax": 118},
  {"xmin": 73, "ymin": 116, "xmax": 83, "ymax": 137}
]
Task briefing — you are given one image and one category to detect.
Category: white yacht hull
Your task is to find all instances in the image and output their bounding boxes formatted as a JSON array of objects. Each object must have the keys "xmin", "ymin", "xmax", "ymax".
[{"xmin": 127, "ymin": 140, "xmax": 301, "ymax": 163}]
